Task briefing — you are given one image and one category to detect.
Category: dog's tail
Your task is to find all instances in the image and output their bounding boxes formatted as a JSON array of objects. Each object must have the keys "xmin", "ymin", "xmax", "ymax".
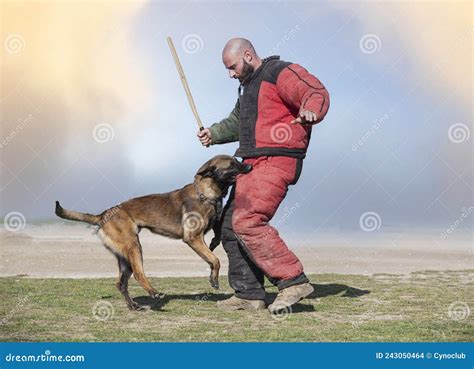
[{"xmin": 55, "ymin": 201, "xmax": 101, "ymax": 225}]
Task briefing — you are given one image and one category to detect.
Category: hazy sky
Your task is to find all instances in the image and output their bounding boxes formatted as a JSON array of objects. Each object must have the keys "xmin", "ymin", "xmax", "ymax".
[{"xmin": 1, "ymin": 1, "xmax": 472, "ymax": 236}]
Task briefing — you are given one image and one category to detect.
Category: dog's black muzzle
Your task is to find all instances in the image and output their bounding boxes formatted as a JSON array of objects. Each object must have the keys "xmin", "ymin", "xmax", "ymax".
[
  {"xmin": 233, "ymin": 157, "xmax": 253, "ymax": 174},
  {"xmin": 241, "ymin": 163, "xmax": 252, "ymax": 174}
]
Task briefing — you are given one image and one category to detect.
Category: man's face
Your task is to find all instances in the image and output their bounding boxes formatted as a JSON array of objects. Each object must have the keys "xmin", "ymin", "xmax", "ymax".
[{"xmin": 223, "ymin": 54, "xmax": 254, "ymax": 83}]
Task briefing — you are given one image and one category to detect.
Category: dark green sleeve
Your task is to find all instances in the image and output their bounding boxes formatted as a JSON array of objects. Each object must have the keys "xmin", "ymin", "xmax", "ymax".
[{"xmin": 208, "ymin": 100, "xmax": 240, "ymax": 145}]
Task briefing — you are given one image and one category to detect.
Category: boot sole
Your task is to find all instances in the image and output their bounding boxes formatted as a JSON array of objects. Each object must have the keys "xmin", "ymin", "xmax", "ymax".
[{"xmin": 216, "ymin": 301, "xmax": 266, "ymax": 311}]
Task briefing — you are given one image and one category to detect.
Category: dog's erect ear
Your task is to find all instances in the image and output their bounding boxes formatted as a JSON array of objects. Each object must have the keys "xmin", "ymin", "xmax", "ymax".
[{"xmin": 197, "ymin": 165, "xmax": 216, "ymax": 178}]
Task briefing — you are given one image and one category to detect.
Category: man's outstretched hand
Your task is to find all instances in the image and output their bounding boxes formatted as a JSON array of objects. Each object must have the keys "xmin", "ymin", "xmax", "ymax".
[
  {"xmin": 290, "ymin": 110, "xmax": 318, "ymax": 125},
  {"xmin": 197, "ymin": 128, "xmax": 212, "ymax": 146}
]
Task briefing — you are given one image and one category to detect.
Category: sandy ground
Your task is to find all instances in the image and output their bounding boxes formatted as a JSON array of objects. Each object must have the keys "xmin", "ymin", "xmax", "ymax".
[{"xmin": 0, "ymin": 223, "xmax": 472, "ymax": 278}]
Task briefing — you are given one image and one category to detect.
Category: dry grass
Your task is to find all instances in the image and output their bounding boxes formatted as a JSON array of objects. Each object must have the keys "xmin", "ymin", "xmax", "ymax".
[{"xmin": 1, "ymin": 270, "xmax": 472, "ymax": 341}]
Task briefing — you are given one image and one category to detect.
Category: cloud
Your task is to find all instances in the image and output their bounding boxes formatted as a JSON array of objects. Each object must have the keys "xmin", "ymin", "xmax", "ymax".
[
  {"xmin": 2, "ymin": 1, "xmax": 150, "ymax": 110},
  {"xmin": 1, "ymin": 1, "xmax": 152, "ymax": 217},
  {"xmin": 336, "ymin": 1, "xmax": 471, "ymax": 107}
]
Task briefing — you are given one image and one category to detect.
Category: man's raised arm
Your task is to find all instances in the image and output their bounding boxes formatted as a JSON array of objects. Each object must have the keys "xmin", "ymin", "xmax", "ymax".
[{"xmin": 276, "ymin": 64, "xmax": 330, "ymax": 125}]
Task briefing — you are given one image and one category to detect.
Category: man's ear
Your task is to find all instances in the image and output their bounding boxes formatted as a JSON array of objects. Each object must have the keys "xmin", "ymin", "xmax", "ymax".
[{"xmin": 197, "ymin": 165, "xmax": 216, "ymax": 178}]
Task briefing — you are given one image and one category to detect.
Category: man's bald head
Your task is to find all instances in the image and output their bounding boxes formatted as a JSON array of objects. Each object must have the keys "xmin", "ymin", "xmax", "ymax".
[
  {"xmin": 222, "ymin": 38, "xmax": 262, "ymax": 83},
  {"xmin": 222, "ymin": 38, "xmax": 256, "ymax": 59}
]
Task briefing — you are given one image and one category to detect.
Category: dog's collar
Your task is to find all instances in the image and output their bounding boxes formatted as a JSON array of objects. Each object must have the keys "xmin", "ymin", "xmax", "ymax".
[{"xmin": 193, "ymin": 183, "xmax": 218, "ymax": 206}]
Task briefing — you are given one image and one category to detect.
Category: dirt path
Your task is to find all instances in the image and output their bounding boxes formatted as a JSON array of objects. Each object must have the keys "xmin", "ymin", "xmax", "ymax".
[{"xmin": 1, "ymin": 224, "xmax": 472, "ymax": 278}]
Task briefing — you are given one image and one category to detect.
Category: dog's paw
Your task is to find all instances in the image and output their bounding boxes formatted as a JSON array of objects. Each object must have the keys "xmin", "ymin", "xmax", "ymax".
[
  {"xmin": 209, "ymin": 277, "xmax": 219, "ymax": 290},
  {"xmin": 209, "ymin": 238, "xmax": 220, "ymax": 251}
]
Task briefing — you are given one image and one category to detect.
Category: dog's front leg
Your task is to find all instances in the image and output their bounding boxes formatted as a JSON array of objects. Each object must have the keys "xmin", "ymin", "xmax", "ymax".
[
  {"xmin": 209, "ymin": 199, "xmax": 224, "ymax": 251},
  {"xmin": 209, "ymin": 222, "xmax": 222, "ymax": 251},
  {"xmin": 184, "ymin": 234, "xmax": 220, "ymax": 289}
]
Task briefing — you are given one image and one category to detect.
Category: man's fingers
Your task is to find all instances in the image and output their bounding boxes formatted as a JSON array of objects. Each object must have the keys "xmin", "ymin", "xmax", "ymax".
[
  {"xmin": 291, "ymin": 110, "xmax": 319, "ymax": 125},
  {"xmin": 197, "ymin": 129, "xmax": 212, "ymax": 146},
  {"xmin": 293, "ymin": 110, "xmax": 318, "ymax": 124},
  {"xmin": 198, "ymin": 131, "xmax": 211, "ymax": 146},
  {"xmin": 291, "ymin": 116, "xmax": 302, "ymax": 125}
]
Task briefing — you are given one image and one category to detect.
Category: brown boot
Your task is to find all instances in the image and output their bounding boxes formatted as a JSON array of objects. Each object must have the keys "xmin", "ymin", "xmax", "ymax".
[
  {"xmin": 268, "ymin": 283, "xmax": 314, "ymax": 313},
  {"xmin": 217, "ymin": 296, "xmax": 266, "ymax": 311}
]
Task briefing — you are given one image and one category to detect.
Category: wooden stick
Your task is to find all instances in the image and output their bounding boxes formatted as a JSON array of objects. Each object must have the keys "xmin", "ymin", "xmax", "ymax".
[{"xmin": 167, "ymin": 36, "xmax": 204, "ymax": 130}]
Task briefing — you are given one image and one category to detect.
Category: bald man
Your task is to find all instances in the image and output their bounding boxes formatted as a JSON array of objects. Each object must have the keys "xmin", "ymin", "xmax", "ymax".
[{"xmin": 198, "ymin": 38, "xmax": 330, "ymax": 313}]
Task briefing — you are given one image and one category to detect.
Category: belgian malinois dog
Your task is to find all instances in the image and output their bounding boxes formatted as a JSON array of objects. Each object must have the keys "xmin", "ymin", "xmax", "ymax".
[{"xmin": 55, "ymin": 155, "xmax": 252, "ymax": 310}]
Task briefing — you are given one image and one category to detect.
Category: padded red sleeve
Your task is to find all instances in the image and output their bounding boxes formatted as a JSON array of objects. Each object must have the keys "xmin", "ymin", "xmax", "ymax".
[{"xmin": 276, "ymin": 63, "xmax": 330, "ymax": 124}]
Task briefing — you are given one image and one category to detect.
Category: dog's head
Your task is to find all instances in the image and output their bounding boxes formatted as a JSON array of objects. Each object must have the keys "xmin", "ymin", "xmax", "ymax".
[{"xmin": 195, "ymin": 155, "xmax": 252, "ymax": 189}]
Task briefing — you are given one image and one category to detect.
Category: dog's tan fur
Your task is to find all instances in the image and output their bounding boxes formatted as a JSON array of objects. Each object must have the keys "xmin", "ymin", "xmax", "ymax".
[{"xmin": 55, "ymin": 155, "xmax": 251, "ymax": 310}]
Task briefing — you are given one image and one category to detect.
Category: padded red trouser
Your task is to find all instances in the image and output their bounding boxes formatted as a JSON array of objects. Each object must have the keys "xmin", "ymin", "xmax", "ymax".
[{"xmin": 231, "ymin": 156, "xmax": 305, "ymax": 281}]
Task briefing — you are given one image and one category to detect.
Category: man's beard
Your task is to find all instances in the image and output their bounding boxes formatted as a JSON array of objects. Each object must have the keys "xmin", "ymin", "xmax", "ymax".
[{"xmin": 239, "ymin": 59, "xmax": 255, "ymax": 83}]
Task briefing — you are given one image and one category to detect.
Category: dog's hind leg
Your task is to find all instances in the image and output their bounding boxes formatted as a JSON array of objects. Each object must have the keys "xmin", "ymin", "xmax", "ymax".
[
  {"xmin": 116, "ymin": 256, "xmax": 144, "ymax": 311},
  {"xmin": 126, "ymin": 237, "xmax": 160, "ymax": 299},
  {"xmin": 99, "ymin": 211, "xmax": 158, "ymax": 310}
]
